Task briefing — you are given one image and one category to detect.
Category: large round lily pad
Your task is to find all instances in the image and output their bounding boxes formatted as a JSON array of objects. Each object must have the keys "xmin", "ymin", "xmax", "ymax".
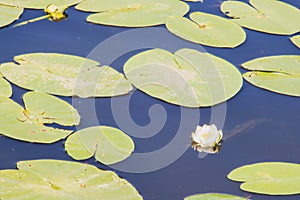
[
  {"xmin": 0, "ymin": 0, "xmax": 83, "ymax": 9},
  {"xmin": 221, "ymin": 0, "xmax": 300, "ymax": 35},
  {"xmin": 166, "ymin": 12, "xmax": 246, "ymax": 48},
  {"xmin": 0, "ymin": 4, "xmax": 23, "ymax": 28},
  {"xmin": 0, "ymin": 159, "xmax": 143, "ymax": 199},
  {"xmin": 185, "ymin": 193, "xmax": 247, "ymax": 200},
  {"xmin": 242, "ymin": 55, "xmax": 300, "ymax": 97},
  {"xmin": 0, "ymin": 91, "xmax": 80, "ymax": 143},
  {"xmin": 65, "ymin": 126, "xmax": 135, "ymax": 165},
  {"xmin": 0, "ymin": 53, "xmax": 133, "ymax": 97},
  {"xmin": 0, "ymin": 73, "xmax": 12, "ymax": 97},
  {"xmin": 124, "ymin": 48, "xmax": 243, "ymax": 107},
  {"xmin": 228, "ymin": 162, "xmax": 300, "ymax": 195},
  {"xmin": 291, "ymin": 35, "xmax": 300, "ymax": 48},
  {"xmin": 75, "ymin": 0, "xmax": 189, "ymax": 27}
]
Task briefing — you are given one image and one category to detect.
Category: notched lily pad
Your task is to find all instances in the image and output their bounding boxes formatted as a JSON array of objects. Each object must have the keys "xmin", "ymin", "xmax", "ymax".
[
  {"xmin": 0, "ymin": 159, "xmax": 143, "ymax": 199},
  {"xmin": 0, "ymin": 0, "xmax": 84, "ymax": 9},
  {"xmin": 0, "ymin": 72, "xmax": 12, "ymax": 97},
  {"xmin": 0, "ymin": 4, "xmax": 23, "ymax": 28},
  {"xmin": 124, "ymin": 48, "xmax": 242, "ymax": 107},
  {"xmin": 65, "ymin": 126, "xmax": 135, "ymax": 165},
  {"xmin": 185, "ymin": 193, "xmax": 248, "ymax": 200},
  {"xmin": 291, "ymin": 35, "xmax": 300, "ymax": 48},
  {"xmin": 221, "ymin": 0, "xmax": 300, "ymax": 35},
  {"xmin": 166, "ymin": 11, "xmax": 246, "ymax": 48},
  {"xmin": 0, "ymin": 91, "xmax": 80, "ymax": 143},
  {"xmin": 75, "ymin": 0, "xmax": 189, "ymax": 27},
  {"xmin": 228, "ymin": 162, "xmax": 300, "ymax": 195},
  {"xmin": 0, "ymin": 53, "xmax": 133, "ymax": 97},
  {"xmin": 242, "ymin": 55, "xmax": 300, "ymax": 97}
]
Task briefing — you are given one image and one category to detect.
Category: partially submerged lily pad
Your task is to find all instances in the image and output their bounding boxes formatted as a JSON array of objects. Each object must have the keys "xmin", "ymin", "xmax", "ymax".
[
  {"xmin": 242, "ymin": 55, "xmax": 300, "ymax": 97},
  {"xmin": 0, "ymin": 73, "xmax": 12, "ymax": 97},
  {"xmin": 228, "ymin": 162, "xmax": 300, "ymax": 195},
  {"xmin": 0, "ymin": 53, "xmax": 133, "ymax": 97},
  {"xmin": 0, "ymin": 159, "xmax": 143, "ymax": 199},
  {"xmin": 185, "ymin": 193, "xmax": 248, "ymax": 200},
  {"xmin": 166, "ymin": 12, "xmax": 246, "ymax": 48},
  {"xmin": 221, "ymin": 0, "xmax": 300, "ymax": 35},
  {"xmin": 65, "ymin": 126, "xmax": 135, "ymax": 165},
  {"xmin": 0, "ymin": 4, "xmax": 23, "ymax": 28},
  {"xmin": 0, "ymin": 0, "xmax": 83, "ymax": 9},
  {"xmin": 291, "ymin": 35, "xmax": 300, "ymax": 48},
  {"xmin": 75, "ymin": 0, "xmax": 189, "ymax": 27},
  {"xmin": 0, "ymin": 91, "xmax": 80, "ymax": 143},
  {"xmin": 124, "ymin": 48, "xmax": 243, "ymax": 107}
]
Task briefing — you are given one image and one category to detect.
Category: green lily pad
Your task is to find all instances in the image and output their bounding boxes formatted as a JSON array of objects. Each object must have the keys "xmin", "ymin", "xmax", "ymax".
[
  {"xmin": 124, "ymin": 48, "xmax": 242, "ymax": 107},
  {"xmin": 185, "ymin": 193, "xmax": 247, "ymax": 200},
  {"xmin": 291, "ymin": 35, "xmax": 300, "ymax": 48},
  {"xmin": 0, "ymin": 53, "xmax": 133, "ymax": 97},
  {"xmin": 0, "ymin": 0, "xmax": 83, "ymax": 9},
  {"xmin": 65, "ymin": 126, "xmax": 135, "ymax": 165},
  {"xmin": 0, "ymin": 91, "xmax": 80, "ymax": 143},
  {"xmin": 0, "ymin": 73, "xmax": 12, "ymax": 97},
  {"xmin": 228, "ymin": 162, "xmax": 300, "ymax": 195},
  {"xmin": 0, "ymin": 4, "xmax": 23, "ymax": 28},
  {"xmin": 166, "ymin": 12, "xmax": 246, "ymax": 48},
  {"xmin": 221, "ymin": 0, "xmax": 300, "ymax": 35},
  {"xmin": 75, "ymin": 0, "xmax": 189, "ymax": 27},
  {"xmin": 0, "ymin": 159, "xmax": 143, "ymax": 199},
  {"xmin": 242, "ymin": 55, "xmax": 300, "ymax": 97}
]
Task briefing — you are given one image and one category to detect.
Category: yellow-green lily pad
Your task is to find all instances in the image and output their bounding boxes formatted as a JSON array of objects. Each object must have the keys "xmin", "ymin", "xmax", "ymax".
[
  {"xmin": 0, "ymin": 53, "xmax": 133, "ymax": 97},
  {"xmin": 291, "ymin": 35, "xmax": 300, "ymax": 48},
  {"xmin": 185, "ymin": 193, "xmax": 247, "ymax": 200},
  {"xmin": 124, "ymin": 48, "xmax": 243, "ymax": 107},
  {"xmin": 0, "ymin": 72, "xmax": 12, "ymax": 97},
  {"xmin": 0, "ymin": 159, "xmax": 143, "ymax": 199},
  {"xmin": 242, "ymin": 55, "xmax": 300, "ymax": 97},
  {"xmin": 75, "ymin": 0, "xmax": 189, "ymax": 27},
  {"xmin": 0, "ymin": 91, "xmax": 80, "ymax": 143},
  {"xmin": 221, "ymin": 0, "xmax": 300, "ymax": 35},
  {"xmin": 65, "ymin": 126, "xmax": 135, "ymax": 165},
  {"xmin": 228, "ymin": 162, "xmax": 300, "ymax": 195},
  {"xmin": 0, "ymin": 4, "xmax": 23, "ymax": 28},
  {"xmin": 166, "ymin": 12, "xmax": 246, "ymax": 48},
  {"xmin": 0, "ymin": 0, "xmax": 83, "ymax": 9}
]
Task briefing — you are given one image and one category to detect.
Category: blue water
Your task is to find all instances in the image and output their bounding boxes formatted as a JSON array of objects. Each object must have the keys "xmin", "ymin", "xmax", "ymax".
[{"xmin": 0, "ymin": 0, "xmax": 300, "ymax": 199}]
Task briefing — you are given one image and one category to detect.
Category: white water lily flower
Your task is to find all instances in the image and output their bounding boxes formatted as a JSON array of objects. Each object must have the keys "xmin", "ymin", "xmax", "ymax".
[{"xmin": 192, "ymin": 124, "xmax": 223, "ymax": 148}]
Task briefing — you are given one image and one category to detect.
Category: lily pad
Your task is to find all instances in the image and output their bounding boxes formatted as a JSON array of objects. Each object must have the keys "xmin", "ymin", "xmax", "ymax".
[
  {"xmin": 0, "ymin": 73, "xmax": 12, "ymax": 97},
  {"xmin": 124, "ymin": 48, "xmax": 243, "ymax": 107},
  {"xmin": 291, "ymin": 35, "xmax": 300, "ymax": 48},
  {"xmin": 0, "ymin": 4, "xmax": 23, "ymax": 28},
  {"xmin": 0, "ymin": 91, "xmax": 80, "ymax": 143},
  {"xmin": 0, "ymin": 53, "xmax": 133, "ymax": 97},
  {"xmin": 185, "ymin": 193, "xmax": 247, "ymax": 200},
  {"xmin": 221, "ymin": 0, "xmax": 300, "ymax": 35},
  {"xmin": 166, "ymin": 12, "xmax": 246, "ymax": 48},
  {"xmin": 242, "ymin": 55, "xmax": 300, "ymax": 97},
  {"xmin": 228, "ymin": 162, "xmax": 300, "ymax": 195},
  {"xmin": 65, "ymin": 126, "xmax": 135, "ymax": 165},
  {"xmin": 75, "ymin": 0, "xmax": 189, "ymax": 27},
  {"xmin": 0, "ymin": 0, "xmax": 83, "ymax": 9},
  {"xmin": 0, "ymin": 159, "xmax": 143, "ymax": 199}
]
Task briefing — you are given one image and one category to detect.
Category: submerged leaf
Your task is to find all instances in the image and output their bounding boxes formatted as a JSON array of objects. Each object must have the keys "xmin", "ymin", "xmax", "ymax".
[
  {"xmin": 75, "ymin": 0, "xmax": 189, "ymax": 27},
  {"xmin": 0, "ymin": 159, "xmax": 143, "ymax": 199},
  {"xmin": 0, "ymin": 4, "xmax": 23, "ymax": 28},
  {"xmin": 124, "ymin": 48, "xmax": 242, "ymax": 107},
  {"xmin": 228, "ymin": 162, "xmax": 300, "ymax": 195},
  {"xmin": 0, "ymin": 0, "xmax": 83, "ymax": 9},
  {"xmin": 242, "ymin": 55, "xmax": 300, "ymax": 97},
  {"xmin": 185, "ymin": 193, "xmax": 248, "ymax": 200},
  {"xmin": 65, "ymin": 126, "xmax": 135, "ymax": 165},
  {"xmin": 221, "ymin": 0, "xmax": 300, "ymax": 35},
  {"xmin": 291, "ymin": 35, "xmax": 300, "ymax": 48},
  {"xmin": 0, "ymin": 92, "xmax": 80, "ymax": 143},
  {"xmin": 0, "ymin": 53, "xmax": 132, "ymax": 97},
  {"xmin": 0, "ymin": 73, "xmax": 12, "ymax": 97},
  {"xmin": 166, "ymin": 12, "xmax": 246, "ymax": 48}
]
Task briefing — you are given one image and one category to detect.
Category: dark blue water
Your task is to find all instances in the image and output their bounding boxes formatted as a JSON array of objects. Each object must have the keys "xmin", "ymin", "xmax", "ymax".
[{"xmin": 0, "ymin": 0, "xmax": 300, "ymax": 199}]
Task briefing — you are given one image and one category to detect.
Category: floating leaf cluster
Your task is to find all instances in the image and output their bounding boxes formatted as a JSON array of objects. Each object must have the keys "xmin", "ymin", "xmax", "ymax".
[{"xmin": 184, "ymin": 193, "xmax": 248, "ymax": 200}]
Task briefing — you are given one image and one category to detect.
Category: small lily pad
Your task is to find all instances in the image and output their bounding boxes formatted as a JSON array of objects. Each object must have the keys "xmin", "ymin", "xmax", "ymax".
[
  {"xmin": 0, "ymin": 91, "xmax": 80, "ymax": 143},
  {"xmin": 242, "ymin": 55, "xmax": 300, "ymax": 97},
  {"xmin": 291, "ymin": 35, "xmax": 300, "ymax": 48},
  {"xmin": 0, "ymin": 0, "xmax": 83, "ymax": 9},
  {"xmin": 75, "ymin": 0, "xmax": 189, "ymax": 27},
  {"xmin": 166, "ymin": 12, "xmax": 246, "ymax": 48},
  {"xmin": 0, "ymin": 159, "xmax": 143, "ymax": 199},
  {"xmin": 0, "ymin": 73, "xmax": 12, "ymax": 97},
  {"xmin": 124, "ymin": 48, "xmax": 242, "ymax": 107},
  {"xmin": 65, "ymin": 126, "xmax": 135, "ymax": 165},
  {"xmin": 228, "ymin": 162, "xmax": 300, "ymax": 195},
  {"xmin": 185, "ymin": 193, "xmax": 248, "ymax": 200},
  {"xmin": 0, "ymin": 4, "xmax": 23, "ymax": 28},
  {"xmin": 221, "ymin": 0, "xmax": 300, "ymax": 35},
  {"xmin": 0, "ymin": 53, "xmax": 133, "ymax": 97}
]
